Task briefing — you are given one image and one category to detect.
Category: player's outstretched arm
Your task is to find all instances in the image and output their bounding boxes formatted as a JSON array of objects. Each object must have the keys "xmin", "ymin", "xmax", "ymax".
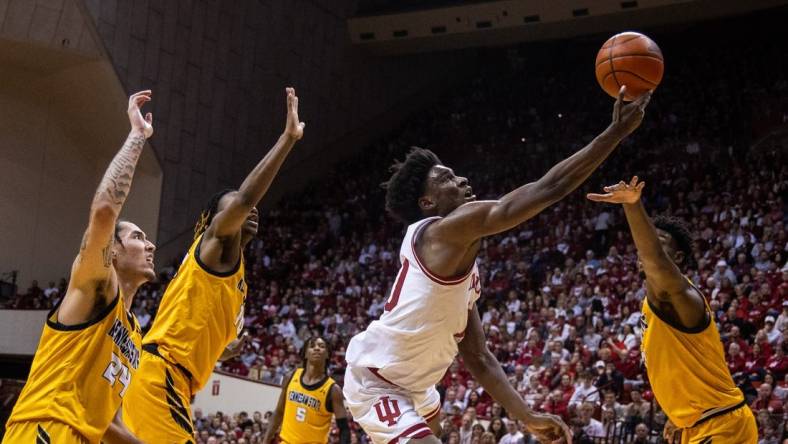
[
  {"xmin": 59, "ymin": 91, "xmax": 153, "ymax": 325},
  {"xmin": 587, "ymin": 177, "xmax": 706, "ymax": 329},
  {"xmin": 262, "ymin": 371, "xmax": 294, "ymax": 444},
  {"xmin": 205, "ymin": 87, "xmax": 304, "ymax": 241},
  {"xmin": 434, "ymin": 86, "xmax": 650, "ymax": 244},
  {"xmin": 459, "ymin": 305, "xmax": 572, "ymax": 444},
  {"xmin": 102, "ymin": 408, "xmax": 144, "ymax": 444},
  {"xmin": 330, "ymin": 385, "xmax": 351, "ymax": 444}
]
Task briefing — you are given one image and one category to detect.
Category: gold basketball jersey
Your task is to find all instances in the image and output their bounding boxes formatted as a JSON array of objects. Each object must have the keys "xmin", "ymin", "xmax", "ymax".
[
  {"xmin": 6, "ymin": 292, "xmax": 141, "ymax": 443},
  {"xmin": 280, "ymin": 368, "xmax": 336, "ymax": 444},
  {"xmin": 641, "ymin": 281, "xmax": 744, "ymax": 428},
  {"xmin": 143, "ymin": 234, "xmax": 246, "ymax": 393}
]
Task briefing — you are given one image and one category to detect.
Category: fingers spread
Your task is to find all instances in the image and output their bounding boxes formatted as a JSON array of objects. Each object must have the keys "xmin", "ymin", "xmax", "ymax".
[{"xmin": 587, "ymin": 193, "xmax": 611, "ymax": 201}]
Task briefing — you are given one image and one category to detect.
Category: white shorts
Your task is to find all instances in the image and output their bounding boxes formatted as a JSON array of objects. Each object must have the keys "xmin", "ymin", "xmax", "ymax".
[{"xmin": 343, "ymin": 364, "xmax": 442, "ymax": 444}]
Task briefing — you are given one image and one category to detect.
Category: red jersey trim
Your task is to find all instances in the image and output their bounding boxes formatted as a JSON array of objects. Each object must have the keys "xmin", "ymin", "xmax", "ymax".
[
  {"xmin": 424, "ymin": 404, "xmax": 442, "ymax": 422},
  {"xmin": 388, "ymin": 423, "xmax": 432, "ymax": 444},
  {"xmin": 410, "ymin": 217, "xmax": 475, "ymax": 286},
  {"xmin": 368, "ymin": 367, "xmax": 398, "ymax": 387}
]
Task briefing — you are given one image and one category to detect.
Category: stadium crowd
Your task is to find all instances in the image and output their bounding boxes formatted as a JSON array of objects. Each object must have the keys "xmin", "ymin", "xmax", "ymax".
[{"xmin": 3, "ymin": 20, "xmax": 787, "ymax": 444}]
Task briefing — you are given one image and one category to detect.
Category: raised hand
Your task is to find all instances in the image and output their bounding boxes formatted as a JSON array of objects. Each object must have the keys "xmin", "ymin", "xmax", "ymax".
[
  {"xmin": 587, "ymin": 176, "xmax": 645, "ymax": 205},
  {"xmin": 284, "ymin": 87, "xmax": 305, "ymax": 141},
  {"xmin": 525, "ymin": 413, "xmax": 573, "ymax": 444},
  {"xmin": 128, "ymin": 90, "xmax": 153, "ymax": 139},
  {"xmin": 609, "ymin": 86, "xmax": 651, "ymax": 138}
]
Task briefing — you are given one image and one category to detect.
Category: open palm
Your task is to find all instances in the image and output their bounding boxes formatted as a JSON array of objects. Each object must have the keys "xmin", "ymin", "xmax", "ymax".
[
  {"xmin": 284, "ymin": 87, "xmax": 305, "ymax": 140},
  {"xmin": 587, "ymin": 176, "xmax": 644, "ymax": 204}
]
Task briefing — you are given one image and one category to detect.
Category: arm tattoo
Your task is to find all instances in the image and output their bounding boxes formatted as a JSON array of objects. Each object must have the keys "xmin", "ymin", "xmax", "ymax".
[
  {"xmin": 102, "ymin": 237, "xmax": 114, "ymax": 268},
  {"xmin": 95, "ymin": 133, "xmax": 146, "ymax": 208}
]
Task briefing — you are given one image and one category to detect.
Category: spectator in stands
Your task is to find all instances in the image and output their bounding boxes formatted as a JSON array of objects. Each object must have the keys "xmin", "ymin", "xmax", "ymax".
[
  {"xmin": 750, "ymin": 383, "xmax": 784, "ymax": 414},
  {"xmin": 629, "ymin": 423, "xmax": 653, "ymax": 444},
  {"xmin": 578, "ymin": 402, "xmax": 605, "ymax": 439},
  {"xmin": 499, "ymin": 418, "xmax": 525, "ymax": 444},
  {"xmin": 569, "ymin": 371, "xmax": 600, "ymax": 409}
]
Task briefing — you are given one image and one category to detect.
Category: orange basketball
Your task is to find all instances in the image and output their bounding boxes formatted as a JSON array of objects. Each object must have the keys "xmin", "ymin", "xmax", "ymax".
[{"xmin": 595, "ymin": 32, "xmax": 664, "ymax": 101}]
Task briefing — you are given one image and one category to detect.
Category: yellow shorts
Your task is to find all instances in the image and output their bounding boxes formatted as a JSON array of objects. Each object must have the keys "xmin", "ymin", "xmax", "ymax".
[
  {"xmin": 121, "ymin": 350, "xmax": 195, "ymax": 444},
  {"xmin": 3, "ymin": 420, "xmax": 87, "ymax": 443},
  {"xmin": 682, "ymin": 404, "xmax": 758, "ymax": 444}
]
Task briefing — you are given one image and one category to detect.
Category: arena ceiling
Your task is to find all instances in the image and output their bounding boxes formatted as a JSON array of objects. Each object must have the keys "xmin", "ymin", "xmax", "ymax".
[{"xmin": 350, "ymin": 0, "xmax": 788, "ymax": 54}]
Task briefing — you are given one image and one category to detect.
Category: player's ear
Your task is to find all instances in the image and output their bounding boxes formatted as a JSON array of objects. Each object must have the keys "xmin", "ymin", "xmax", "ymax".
[
  {"xmin": 674, "ymin": 250, "xmax": 685, "ymax": 266},
  {"xmin": 418, "ymin": 195, "xmax": 435, "ymax": 211}
]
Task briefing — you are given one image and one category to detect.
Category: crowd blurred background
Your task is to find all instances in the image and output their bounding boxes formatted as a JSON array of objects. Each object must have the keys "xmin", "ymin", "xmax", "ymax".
[{"xmin": 2, "ymin": 17, "xmax": 787, "ymax": 444}]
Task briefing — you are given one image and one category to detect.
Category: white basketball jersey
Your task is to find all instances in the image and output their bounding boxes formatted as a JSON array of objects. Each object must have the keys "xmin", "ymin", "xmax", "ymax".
[{"xmin": 346, "ymin": 217, "xmax": 482, "ymax": 392}]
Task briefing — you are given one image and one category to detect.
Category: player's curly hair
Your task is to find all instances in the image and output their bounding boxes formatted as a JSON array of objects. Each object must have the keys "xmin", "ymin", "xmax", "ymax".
[
  {"xmin": 300, "ymin": 336, "xmax": 332, "ymax": 375},
  {"xmin": 381, "ymin": 147, "xmax": 442, "ymax": 224},
  {"xmin": 194, "ymin": 188, "xmax": 235, "ymax": 240},
  {"xmin": 653, "ymin": 215, "xmax": 697, "ymax": 270}
]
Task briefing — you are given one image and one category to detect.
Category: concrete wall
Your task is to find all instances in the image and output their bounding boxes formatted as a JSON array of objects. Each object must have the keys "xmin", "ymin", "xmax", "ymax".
[
  {"xmin": 80, "ymin": 0, "xmax": 474, "ymax": 260},
  {"xmin": 0, "ymin": 0, "xmax": 164, "ymax": 285},
  {"xmin": 0, "ymin": 40, "xmax": 162, "ymax": 286},
  {"xmin": 0, "ymin": 310, "xmax": 47, "ymax": 355},
  {"xmin": 193, "ymin": 371, "xmax": 282, "ymax": 417}
]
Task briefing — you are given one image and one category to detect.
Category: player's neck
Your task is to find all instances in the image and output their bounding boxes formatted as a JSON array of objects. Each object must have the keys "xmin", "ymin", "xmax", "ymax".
[
  {"xmin": 303, "ymin": 363, "xmax": 325, "ymax": 382},
  {"xmin": 117, "ymin": 277, "xmax": 142, "ymax": 312}
]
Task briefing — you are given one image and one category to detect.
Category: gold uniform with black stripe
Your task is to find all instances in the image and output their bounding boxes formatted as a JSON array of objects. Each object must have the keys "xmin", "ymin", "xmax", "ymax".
[
  {"xmin": 641, "ymin": 280, "xmax": 757, "ymax": 443},
  {"xmin": 279, "ymin": 368, "xmax": 337, "ymax": 444},
  {"xmin": 123, "ymin": 234, "xmax": 246, "ymax": 443},
  {"xmin": 3, "ymin": 292, "xmax": 141, "ymax": 444}
]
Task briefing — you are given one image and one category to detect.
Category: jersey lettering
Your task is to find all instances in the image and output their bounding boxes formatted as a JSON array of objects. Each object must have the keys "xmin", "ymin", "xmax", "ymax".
[
  {"xmin": 288, "ymin": 390, "xmax": 322, "ymax": 410},
  {"xmin": 107, "ymin": 318, "xmax": 140, "ymax": 369},
  {"xmin": 373, "ymin": 396, "xmax": 401, "ymax": 426},
  {"xmin": 295, "ymin": 406, "xmax": 307, "ymax": 422}
]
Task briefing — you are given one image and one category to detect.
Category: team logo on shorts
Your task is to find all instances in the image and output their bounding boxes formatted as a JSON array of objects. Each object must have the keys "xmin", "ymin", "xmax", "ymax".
[{"xmin": 373, "ymin": 396, "xmax": 401, "ymax": 426}]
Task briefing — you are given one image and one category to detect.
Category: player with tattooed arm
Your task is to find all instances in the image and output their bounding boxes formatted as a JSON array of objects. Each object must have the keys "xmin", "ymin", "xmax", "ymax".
[{"xmin": 3, "ymin": 91, "xmax": 156, "ymax": 444}]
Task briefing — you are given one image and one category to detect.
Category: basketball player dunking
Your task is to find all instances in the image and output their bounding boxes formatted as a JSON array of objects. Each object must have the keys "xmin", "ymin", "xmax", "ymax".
[
  {"xmin": 3, "ymin": 91, "xmax": 156, "ymax": 444},
  {"xmin": 587, "ymin": 177, "xmax": 758, "ymax": 444},
  {"xmin": 344, "ymin": 86, "xmax": 651, "ymax": 444},
  {"xmin": 122, "ymin": 88, "xmax": 305, "ymax": 443},
  {"xmin": 263, "ymin": 337, "xmax": 350, "ymax": 444}
]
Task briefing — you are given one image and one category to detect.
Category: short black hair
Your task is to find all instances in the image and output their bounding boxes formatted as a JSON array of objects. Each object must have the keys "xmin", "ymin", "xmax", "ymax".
[
  {"xmin": 300, "ymin": 336, "xmax": 331, "ymax": 375},
  {"xmin": 653, "ymin": 215, "xmax": 696, "ymax": 270},
  {"xmin": 382, "ymin": 147, "xmax": 442, "ymax": 224},
  {"xmin": 194, "ymin": 188, "xmax": 235, "ymax": 239},
  {"xmin": 114, "ymin": 219, "xmax": 129, "ymax": 246}
]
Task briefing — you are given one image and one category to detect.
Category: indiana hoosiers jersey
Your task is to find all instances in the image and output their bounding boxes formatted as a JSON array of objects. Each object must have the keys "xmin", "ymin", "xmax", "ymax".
[
  {"xmin": 346, "ymin": 216, "xmax": 482, "ymax": 392},
  {"xmin": 280, "ymin": 368, "xmax": 336, "ymax": 444},
  {"xmin": 143, "ymin": 234, "xmax": 246, "ymax": 393},
  {"xmin": 5, "ymin": 291, "xmax": 140, "ymax": 443},
  {"xmin": 641, "ymin": 280, "xmax": 744, "ymax": 428}
]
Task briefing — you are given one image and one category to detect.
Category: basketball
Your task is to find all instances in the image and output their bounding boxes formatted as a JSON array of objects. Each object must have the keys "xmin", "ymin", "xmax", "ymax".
[{"xmin": 595, "ymin": 32, "xmax": 664, "ymax": 101}]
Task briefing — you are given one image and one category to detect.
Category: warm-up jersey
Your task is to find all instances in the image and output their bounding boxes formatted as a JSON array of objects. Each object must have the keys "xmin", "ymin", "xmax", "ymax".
[
  {"xmin": 6, "ymin": 292, "xmax": 141, "ymax": 442},
  {"xmin": 143, "ymin": 234, "xmax": 247, "ymax": 393},
  {"xmin": 280, "ymin": 368, "xmax": 337, "ymax": 444},
  {"xmin": 346, "ymin": 216, "xmax": 482, "ymax": 392},
  {"xmin": 641, "ymin": 280, "xmax": 744, "ymax": 428}
]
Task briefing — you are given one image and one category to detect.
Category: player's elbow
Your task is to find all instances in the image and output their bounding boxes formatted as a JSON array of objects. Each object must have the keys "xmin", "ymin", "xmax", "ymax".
[
  {"xmin": 90, "ymin": 202, "xmax": 119, "ymax": 226},
  {"xmin": 460, "ymin": 347, "xmax": 495, "ymax": 373}
]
